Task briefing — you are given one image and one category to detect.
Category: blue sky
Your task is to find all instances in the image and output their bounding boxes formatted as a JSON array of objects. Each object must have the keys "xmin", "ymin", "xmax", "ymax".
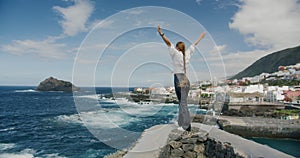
[{"xmin": 1, "ymin": 0, "xmax": 300, "ymax": 87}]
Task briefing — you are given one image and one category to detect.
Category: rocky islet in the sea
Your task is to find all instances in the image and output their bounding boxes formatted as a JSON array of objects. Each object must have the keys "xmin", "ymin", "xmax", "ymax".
[{"xmin": 36, "ymin": 77, "xmax": 80, "ymax": 92}]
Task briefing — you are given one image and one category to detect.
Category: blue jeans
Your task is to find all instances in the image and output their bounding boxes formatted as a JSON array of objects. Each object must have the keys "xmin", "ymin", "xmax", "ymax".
[{"xmin": 174, "ymin": 73, "xmax": 191, "ymax": 130}]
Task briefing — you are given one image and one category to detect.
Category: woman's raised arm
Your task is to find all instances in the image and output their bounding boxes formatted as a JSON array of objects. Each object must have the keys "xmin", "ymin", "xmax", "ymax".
[
  {"xmin": 193, "ymin": 32, "xmax": 206, "ymax": 46},
  {"xmin": 157, "ymin": 25, "xmax": 171, "ymax": 47}
]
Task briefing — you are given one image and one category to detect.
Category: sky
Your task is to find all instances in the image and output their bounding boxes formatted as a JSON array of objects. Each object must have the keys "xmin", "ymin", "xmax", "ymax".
[{"xmin": 1, "ymin": 0, "xmax": 300, "ymax": 87}]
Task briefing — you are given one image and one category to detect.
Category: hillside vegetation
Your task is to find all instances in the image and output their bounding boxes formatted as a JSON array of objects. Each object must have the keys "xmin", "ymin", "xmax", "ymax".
[{"xmin": 232, "ymin": 45, "xmax": 300, "ymax": 79}]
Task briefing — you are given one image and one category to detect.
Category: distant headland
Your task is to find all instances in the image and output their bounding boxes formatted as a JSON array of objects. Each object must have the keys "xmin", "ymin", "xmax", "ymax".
[{"xmin": 36, "ymin": 77, "xmax": 80, "ymax": 92}]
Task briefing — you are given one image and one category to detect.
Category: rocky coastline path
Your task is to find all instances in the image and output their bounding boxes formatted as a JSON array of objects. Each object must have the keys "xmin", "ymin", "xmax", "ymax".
[{"xmin": 122, "ymin": 123, "xmax": 293, "ymax": 158}]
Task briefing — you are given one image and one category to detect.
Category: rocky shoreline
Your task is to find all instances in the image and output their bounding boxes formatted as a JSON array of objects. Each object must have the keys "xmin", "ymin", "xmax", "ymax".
[{"xmin": 104, "ymin": 92, "xmax": 200, "ymax": 105}]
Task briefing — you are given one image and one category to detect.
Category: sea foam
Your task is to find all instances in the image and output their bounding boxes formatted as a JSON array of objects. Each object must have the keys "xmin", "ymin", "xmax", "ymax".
[
  {"xmin": 14, "ymin": 89, "xmax": 37, "ymax": 93},
  {"xmin": 54, "ymin": 109, "xmax": 139, "ymax": 129},
  {"xmin": 0, "ymin": 127, "xmax": 15, "ymax": 132},
  {"xmin": 75, "ymin": 94, "xmax": 100, "ymax": 100},
  {"xmin": 0, "ymin": 148, "xmax": 35, "ymax": 158},
  {"xmin": 0, "ymin": 143, "xmax": 16, "ymax": 151}
]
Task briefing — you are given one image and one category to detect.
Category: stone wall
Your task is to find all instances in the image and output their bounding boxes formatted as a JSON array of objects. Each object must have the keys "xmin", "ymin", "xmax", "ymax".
[{"xmin": 159, "ymin": 127, "xmax": 245, "ymax": 158}]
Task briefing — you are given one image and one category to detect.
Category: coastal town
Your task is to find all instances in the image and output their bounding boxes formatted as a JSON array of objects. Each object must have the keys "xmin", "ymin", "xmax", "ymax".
[{"xmin": 122, "ymin": 63, "xmax": 300, "ymax": 120}]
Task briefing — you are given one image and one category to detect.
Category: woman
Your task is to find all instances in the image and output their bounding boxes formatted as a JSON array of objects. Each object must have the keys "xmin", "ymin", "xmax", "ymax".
[{"xmin": 157, "ymin": 25, "xmax": 205, "ymax": 131}]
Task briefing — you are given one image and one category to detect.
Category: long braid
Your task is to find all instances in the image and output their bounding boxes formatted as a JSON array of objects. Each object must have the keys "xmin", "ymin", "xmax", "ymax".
[
  {"xmin": 183, "ymin": 50, "xmax": 186, "ymax": 74},
  {"xmin": 176, "ymin": 42, "xmax": 186, "ymax": 74}
]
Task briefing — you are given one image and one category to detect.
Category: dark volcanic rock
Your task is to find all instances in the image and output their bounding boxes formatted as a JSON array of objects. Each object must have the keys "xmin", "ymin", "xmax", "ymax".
[
  {"xmin": 160, "ymin": 127, "xmax": 246, "ymax": 158},
  {"xmin": 36, "ymin": 77, "xmax": 80, "ymax": 92}
]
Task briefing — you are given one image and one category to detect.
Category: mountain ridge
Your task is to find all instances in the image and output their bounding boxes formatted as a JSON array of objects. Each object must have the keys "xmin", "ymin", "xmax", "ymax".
[{"xmin": 232, "ymin": 45, "xmax": 300, "ymax": 79}]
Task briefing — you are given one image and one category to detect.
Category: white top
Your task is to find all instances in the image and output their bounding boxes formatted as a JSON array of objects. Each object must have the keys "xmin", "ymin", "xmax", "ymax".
[{"xmin": 168, "ymin": 44, "xmax": 195, "ymax": 74}]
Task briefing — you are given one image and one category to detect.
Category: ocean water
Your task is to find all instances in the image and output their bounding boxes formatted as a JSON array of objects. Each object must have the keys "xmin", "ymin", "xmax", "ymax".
[
  {"xmin": 0, "ymin": 86, "xmax": 299, "ymax": 158},
  {"xmin": 0, "ymin": 86, "xmax": 203, "ymax": 158},
  {"xmin": 249, "ymin": 138, "xmax": 300, "ymax": 158}
]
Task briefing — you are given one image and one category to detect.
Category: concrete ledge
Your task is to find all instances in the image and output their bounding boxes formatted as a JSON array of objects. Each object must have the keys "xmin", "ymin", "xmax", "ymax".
[
  {"xmin": 217, "ymin": 116, "xmax": 300, "ymax": 139},
  {"xmin": 123, "ymin": 124, "xmax": 176, "ymax": 158}
]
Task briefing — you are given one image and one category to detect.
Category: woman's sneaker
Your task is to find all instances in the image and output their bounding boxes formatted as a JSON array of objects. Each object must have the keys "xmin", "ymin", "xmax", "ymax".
[
  {"xmin": 177, "ymin": 127, "xmax": 185, "ymax": 131},
  {"xmin": 177, "ymin": 125, "xmax": 191, "ymax": 132}
]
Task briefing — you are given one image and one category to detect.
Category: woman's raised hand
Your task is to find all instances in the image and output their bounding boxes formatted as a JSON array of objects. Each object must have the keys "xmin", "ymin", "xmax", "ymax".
[
  {"xmin": 157, "ymin": 25, "xmax": 162, "ymax": 34},
  {"xmin": 194, "ymin": 32, "xmax": 206, "ymax": 46},
  {"xmin": 199, "ymin": 32, "xmax": 206, "ymax": 40}
]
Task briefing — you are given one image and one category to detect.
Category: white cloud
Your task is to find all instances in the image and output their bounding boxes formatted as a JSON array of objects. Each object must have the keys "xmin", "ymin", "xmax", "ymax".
[
  {"xmin": 209, "ymin": 49, "xmax": 270, "ymax": 77},
  {"xmin": 229, "ymin": 0, "xmax": 300, "ymax": 49},
  {"xmin": 222, "ymin": 49, "xmax": 268, "ymax": 73},
  {"xmin": 210, "ymin": 44, "xmax": 227, "ymax": 53},
  {"xmin": 195, "ymin": 46, "xmax": 272, "ymax": 78},
  {"xmin": 53, "ymin": 0, "xmax": 94, "ymax": 36},
  {"xmin": 213, "ymin": 0, "xmax": 239, "ymax": 9},
  {"xmin": 195, "ymin": 0, "xmax": 203, "ymax": 5},
  {"xmin": 1, "ymin": 0, "xmax": 96, "ymax": 59},
  {"xmin": 1, "ymin": 38, "xmax": 69, "ymax": 59}
]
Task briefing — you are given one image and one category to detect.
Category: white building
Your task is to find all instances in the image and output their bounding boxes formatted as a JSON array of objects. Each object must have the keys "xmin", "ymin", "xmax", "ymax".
[
  {"xmin": 249, "ymin": 76, "xmax": 260, "ymax": 83},
  {"xmin": 260, "ymin": 73, "xmax": 270, "ymax": 80},
  {"xmin": 227, "ymin": 92, "xmax": 264, "ymax": 103},
  {"xmin": 213, "ymin": 86, "xmax": 229, "ymax": 93},
  {"xmin": 189, "ymin": 89, "xmax": 202, "ymax": 98},
  {"xmin": 278, "ymin": 86, "xmax": 289, "ymax": 92},
  {"xmin": 293, "ymin": 71, "xmax": 300, "ymax": 80},
  {"xmin": 230, "ymin": 86, "xmax": 244, "ymax": 93},
  {"xmin": 151, "ymin": 87, "xmax": 169, "ymax": 95},
  {"xmin": 265, "ymin": 86, "xmax": 288, "ymax": 102},
  {"xmin": 232, "ymin": 79, "xmax": 239, "ymax": 85},
  {"xmin": 244, "ymin": 84, "xmax": 264, "ymax": 93},
  {"xmin": 266, "ymin": 91, "xmax": 284, "ymax": 102}
]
